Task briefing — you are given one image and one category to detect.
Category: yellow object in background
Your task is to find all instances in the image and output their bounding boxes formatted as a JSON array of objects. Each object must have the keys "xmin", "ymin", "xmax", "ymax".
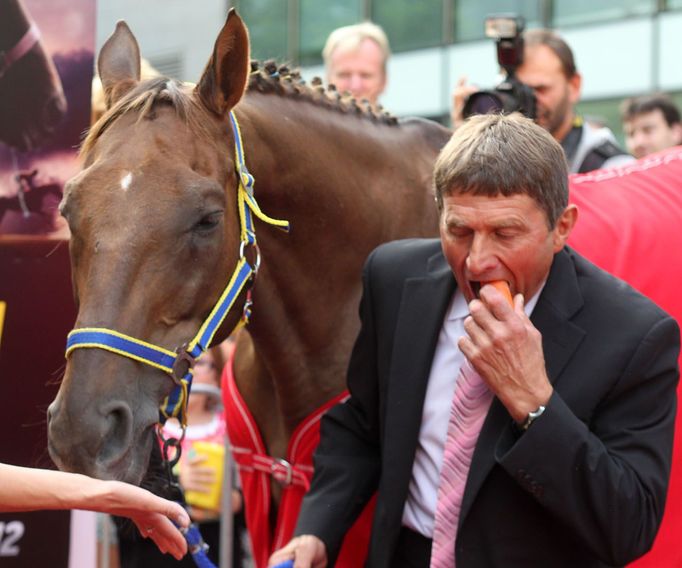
[
  {"xmin": 0, "ymin": 301, "xmax": 6, "ymax": 349},
  {"xmin": 185, "ymin": 441, "xmax": 225, "ymax": 512}
]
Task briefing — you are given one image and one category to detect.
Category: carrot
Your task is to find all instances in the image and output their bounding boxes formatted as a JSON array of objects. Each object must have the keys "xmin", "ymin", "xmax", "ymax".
[{"xmin": 486, "ymin": 280, "xmax": 513, "ymax": 308}]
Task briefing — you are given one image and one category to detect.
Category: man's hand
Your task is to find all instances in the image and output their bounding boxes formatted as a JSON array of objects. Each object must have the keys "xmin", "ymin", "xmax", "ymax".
[
  {"xmin": 268, "ymin": 535, "xmax": 328, "ymax": 568},
  {"xmin": 451, "ymin": 76, "xmax": 480, "ymax": 129},
  {"xmin": 458, "ymin": 283, "xmax": 553, "ymax": 423}
]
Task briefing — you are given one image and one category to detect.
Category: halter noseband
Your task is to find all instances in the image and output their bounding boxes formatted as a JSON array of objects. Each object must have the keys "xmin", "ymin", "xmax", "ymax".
[
  {"xmin": 0, "ymin": 22, "xmax": 40, "ymax": 79},
  {"xmin": 65, "ymin": 111, "xmax": 289, "ymax": 427}
]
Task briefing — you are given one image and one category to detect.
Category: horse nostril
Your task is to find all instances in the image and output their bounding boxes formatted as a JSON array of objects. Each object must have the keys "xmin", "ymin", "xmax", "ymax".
[
  {"xmin": 100, "ymin": 401, "xmax": 134, "ymax": 464},
  {"xmin": 43, "ymin": 94, "xmax": 67, "ymax": 128}
]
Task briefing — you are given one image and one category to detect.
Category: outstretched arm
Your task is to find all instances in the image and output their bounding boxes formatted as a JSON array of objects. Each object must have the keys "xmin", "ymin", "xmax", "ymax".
[{"xmin": 0, "ymin": 463, "xmax": 190, "ymax": 560}]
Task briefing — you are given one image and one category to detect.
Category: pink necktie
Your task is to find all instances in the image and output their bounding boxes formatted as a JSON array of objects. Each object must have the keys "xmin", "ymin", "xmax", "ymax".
[{"xmin": 430, "ymin": 361, "xmax": 493, "ymax": 568}]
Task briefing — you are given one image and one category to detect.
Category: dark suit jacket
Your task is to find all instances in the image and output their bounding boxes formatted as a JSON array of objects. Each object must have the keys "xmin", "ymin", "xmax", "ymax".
[{"xmin": 296, "ymin": 239, "xmax": 680, "ymax": 568}]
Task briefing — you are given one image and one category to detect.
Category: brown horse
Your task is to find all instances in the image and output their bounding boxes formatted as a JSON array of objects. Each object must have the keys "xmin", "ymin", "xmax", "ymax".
[
  {"xmin": 47, "ymin": 4, "xmax": 448, "ymax": 529},
  {"xmin": 0, "ymin": 0, "xmax": 67, "ymax": 151}
]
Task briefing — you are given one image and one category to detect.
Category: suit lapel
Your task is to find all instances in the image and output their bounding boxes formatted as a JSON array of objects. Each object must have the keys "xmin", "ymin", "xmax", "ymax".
[
  {"xmin": 382, "ymin": 252, "xmax": 456, "ymax": 514},
  {"xmin": 458, "ymin": 248, "xmax": 586, "ymax": 527}
]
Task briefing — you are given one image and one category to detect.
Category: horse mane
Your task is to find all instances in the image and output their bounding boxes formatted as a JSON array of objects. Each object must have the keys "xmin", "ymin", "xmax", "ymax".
[
  {"xmin": 82, "ymin": 60, "xmax": 398, "ymax": 155},
  {"xmin": 248, "ymin": 60, "xmax": 398, "ymax": 126},
  {"xmin": 81, "ymin": 77, "xmax": 210, "ymax": 157}
]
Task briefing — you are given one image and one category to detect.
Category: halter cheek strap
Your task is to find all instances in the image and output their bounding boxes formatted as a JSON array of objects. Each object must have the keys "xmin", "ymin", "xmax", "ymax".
[{"xmin": 65, "ymin": 111, "xmax": 289, "ymax": 427}]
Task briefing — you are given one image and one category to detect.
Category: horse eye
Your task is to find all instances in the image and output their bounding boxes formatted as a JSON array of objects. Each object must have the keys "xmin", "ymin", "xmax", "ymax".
[{"xmin": 193, "ymin": 212, "xmax": 222, "ymax": 233}]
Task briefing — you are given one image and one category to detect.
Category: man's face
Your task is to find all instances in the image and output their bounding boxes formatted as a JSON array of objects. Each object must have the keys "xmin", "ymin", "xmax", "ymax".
[
  {"xmin": 439, "ymin": 192, "xmax": 576, "ymax": 303},
  {"xmin": 516, "ymin": 45, "xmax": 581, "ymax": 142},
  {"xmin": 326, "ymin": 38, "xmax": 386, "ymax": 105},
  {"xmin": 623, "ymin": 109, "xmax": 682, "ymax": 159}
]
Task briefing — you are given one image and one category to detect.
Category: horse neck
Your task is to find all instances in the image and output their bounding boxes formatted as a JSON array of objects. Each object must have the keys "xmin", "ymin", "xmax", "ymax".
[
  {"xmin": 232, "ymin": 92, "xmax": 442, "ymax": 419},
  {"xmin": 233, "ymin": 96, "xmax": 363, "ymax": 411}
]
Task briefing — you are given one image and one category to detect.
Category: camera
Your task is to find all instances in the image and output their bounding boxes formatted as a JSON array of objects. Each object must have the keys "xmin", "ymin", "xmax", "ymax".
[{"xmin": 462, "ymin": 15, "xmax": 537, "ymax": 120}]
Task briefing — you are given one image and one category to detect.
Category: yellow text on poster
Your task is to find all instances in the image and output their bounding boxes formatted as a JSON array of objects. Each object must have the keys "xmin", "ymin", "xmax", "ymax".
[{"xmin": 0, "ymin": 301, "xmax": 5, "ymax": 349}]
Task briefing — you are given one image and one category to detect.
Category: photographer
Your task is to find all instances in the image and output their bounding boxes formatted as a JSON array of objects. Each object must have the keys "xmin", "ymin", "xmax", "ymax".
[{"xmin": 452, "ymin": 28, "xmax": 634, "ymax": 173}]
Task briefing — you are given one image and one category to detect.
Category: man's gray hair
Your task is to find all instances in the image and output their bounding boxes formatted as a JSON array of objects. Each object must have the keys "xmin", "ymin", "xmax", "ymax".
[{"xmin": 434, "ymin": 113, "xmax": 569, "ymax": 228}]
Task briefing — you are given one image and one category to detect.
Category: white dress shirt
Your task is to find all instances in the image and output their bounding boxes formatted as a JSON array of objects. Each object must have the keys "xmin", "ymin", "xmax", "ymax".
[{"xmin": 401, "ymin": 285, "xmax": 543, "ymax": 536}]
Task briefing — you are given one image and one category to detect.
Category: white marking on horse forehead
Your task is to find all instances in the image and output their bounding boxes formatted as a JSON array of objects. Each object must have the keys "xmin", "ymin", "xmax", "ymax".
[{"xmin": 120, "ymin": 172, "xmax": 133, "ymax": 192}]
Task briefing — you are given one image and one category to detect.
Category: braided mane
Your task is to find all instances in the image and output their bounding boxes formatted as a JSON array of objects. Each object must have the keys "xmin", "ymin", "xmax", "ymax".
[
  {"xmin": 248, "ymin": 60, "xmax": 398, "ymax": 126},
  {"xmin": 82, "ymin": 59, "xmax": 398, "ymax": 155}
]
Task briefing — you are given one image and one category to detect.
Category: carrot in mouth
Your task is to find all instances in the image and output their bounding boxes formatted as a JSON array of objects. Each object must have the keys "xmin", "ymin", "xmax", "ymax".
[{"xmin": 485, "ymin": 280, "xmax": 513, "ymax": 308}]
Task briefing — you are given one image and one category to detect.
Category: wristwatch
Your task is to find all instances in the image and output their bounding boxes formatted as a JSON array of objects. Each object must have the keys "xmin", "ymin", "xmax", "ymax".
[{"xmin": 519, "ymin": 405, "xmax": 546, "ymax": 431}]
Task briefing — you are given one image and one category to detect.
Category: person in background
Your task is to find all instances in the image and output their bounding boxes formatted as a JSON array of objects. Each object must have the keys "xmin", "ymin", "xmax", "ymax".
[
  {"xmin": 322, "ymin": 21, "xmax": 390, "ymax": 106},
  {"xmin": 620, "ymin": 93, "xmax": 682, "ymax": 159},
  {"xmin": 452, "ymin": 29, "xmax": 634, "ymax": 173},
  {"xmin": 0, "ymin": 462, "xmax": 189, "ymax": 560}
]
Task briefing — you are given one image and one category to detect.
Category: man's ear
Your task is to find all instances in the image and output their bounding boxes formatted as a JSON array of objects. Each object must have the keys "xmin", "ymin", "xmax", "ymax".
[
  {"xmin": 97, "ymin": 21, "xmax": 141, "ymax": 109},
  {"xmin": 568, "ymin": 72, "xmax": 582, "ymax": 105},
  {"xmin": 552, "ymin": 204, "xmax": 578, "ymax": 252},
  {"xmin": 672, "ymin": 123, "xmax": 682, "ymax": 146}
]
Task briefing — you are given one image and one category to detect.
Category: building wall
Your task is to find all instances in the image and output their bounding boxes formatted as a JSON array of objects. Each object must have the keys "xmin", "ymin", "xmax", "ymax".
[
  {"xmin": 96, "ymin": 0, "xmax": 228, "ymax": 81},
  {"xmin": 94, "ymin": 2, "xmax": 682, "ymax": 139}
]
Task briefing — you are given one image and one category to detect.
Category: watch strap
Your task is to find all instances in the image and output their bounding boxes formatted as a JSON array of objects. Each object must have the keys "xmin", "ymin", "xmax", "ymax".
[{"xmin": 520, "ymin": 405, "xmax": 546, "ymax": 431}]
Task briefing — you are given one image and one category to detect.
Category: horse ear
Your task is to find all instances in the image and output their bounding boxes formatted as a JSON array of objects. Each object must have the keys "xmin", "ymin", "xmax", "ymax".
[
  {"xmin": 97, "ymin": 21, "xmax": 141, "ymax": 109},
  {"xmin": 195, "ymin": 8, "xmax": 250, "ymax": 116}
]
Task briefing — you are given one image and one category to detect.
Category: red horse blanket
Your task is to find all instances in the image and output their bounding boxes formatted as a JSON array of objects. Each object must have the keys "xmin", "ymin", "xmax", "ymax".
[
  {"xmin": 568, "ymin": 146, "xmax": 682, "ymax": 567},
  {"xmin": 222, "ymin": 358, "xmax": 374, "ymax": 568}
]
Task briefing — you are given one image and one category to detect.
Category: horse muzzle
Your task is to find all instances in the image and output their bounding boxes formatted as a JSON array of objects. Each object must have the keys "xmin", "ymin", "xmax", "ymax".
[{"xmin": 47, "ymin": 388, "xmax": 153, "ymax": 484}]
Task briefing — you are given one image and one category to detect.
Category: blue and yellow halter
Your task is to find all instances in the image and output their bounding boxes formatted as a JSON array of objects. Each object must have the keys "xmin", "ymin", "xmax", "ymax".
[{"xmin": 65, "ymin": 111, "xmax": 289, "ymax": 428}]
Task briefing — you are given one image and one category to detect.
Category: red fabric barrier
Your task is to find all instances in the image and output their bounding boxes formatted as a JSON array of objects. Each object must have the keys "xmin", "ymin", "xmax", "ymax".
[{"xmin": 568, "ymin": 146, "xmax": 682, "ymax": 567}]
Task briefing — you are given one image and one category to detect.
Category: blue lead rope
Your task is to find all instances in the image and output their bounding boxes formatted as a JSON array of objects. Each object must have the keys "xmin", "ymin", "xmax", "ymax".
[{"xmin": 182, "ymin": 522, "xmax": 216, "ymax": 568}]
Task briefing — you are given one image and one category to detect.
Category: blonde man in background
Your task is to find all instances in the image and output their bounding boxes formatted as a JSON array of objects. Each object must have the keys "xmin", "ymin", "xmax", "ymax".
[{"xmin": 323, "ymin": 21, "xmax": 390, "ymax": 106}]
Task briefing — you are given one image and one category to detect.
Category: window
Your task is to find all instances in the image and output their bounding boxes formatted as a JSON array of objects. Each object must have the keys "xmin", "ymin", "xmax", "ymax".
[
  {"xmin": 236, "ymin": 0, "xmax": 288, "ymax": 62},
  {"xmin": 552, "ymin": 0, "xmax": 655, "ymax": 27},
  {"xmin": 372, "ymin": 0, "xmax": 443, "ymax": 52},
  {"xmin": 454, "ymin": 0, "xmax": 542, "ymax": 42},
  {"xmin": 299, "ymin": 0, "xmax": 363, "ymax": 65}
]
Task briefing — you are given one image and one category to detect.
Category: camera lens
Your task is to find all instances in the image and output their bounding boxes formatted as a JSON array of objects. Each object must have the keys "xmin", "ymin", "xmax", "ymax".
[{"xmin": 462, "ymin": 92, "xmax": 505, "ymax": 118}]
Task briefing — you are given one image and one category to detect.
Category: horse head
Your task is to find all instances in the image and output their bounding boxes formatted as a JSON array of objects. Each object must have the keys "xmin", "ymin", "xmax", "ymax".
[
  {"xmin": 0, "ymin": 0, "xmax": 67, "ymax": 151},
  {"xmin": 47, "ymin": 10, "xmax": 253, "ymax": 483}
]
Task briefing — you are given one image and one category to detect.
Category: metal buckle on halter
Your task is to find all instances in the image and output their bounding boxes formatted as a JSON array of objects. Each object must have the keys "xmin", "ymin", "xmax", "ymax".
[
  {"xmin": 239, "ymin": 239, "xmax": 261, "ymax": 274},
  {"xmin": 271, "ymin": 458, "xmax": 294, "ymax": 486},
  {"xmin": 171, "ymin": 343, "xmax": 195, "ymax": 384}
]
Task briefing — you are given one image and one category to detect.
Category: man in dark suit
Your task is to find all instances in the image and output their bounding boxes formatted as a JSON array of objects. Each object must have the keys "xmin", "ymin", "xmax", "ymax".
[{"xmin": 268, "ymin": 113, "xmax": 680, "ymax": 568}]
